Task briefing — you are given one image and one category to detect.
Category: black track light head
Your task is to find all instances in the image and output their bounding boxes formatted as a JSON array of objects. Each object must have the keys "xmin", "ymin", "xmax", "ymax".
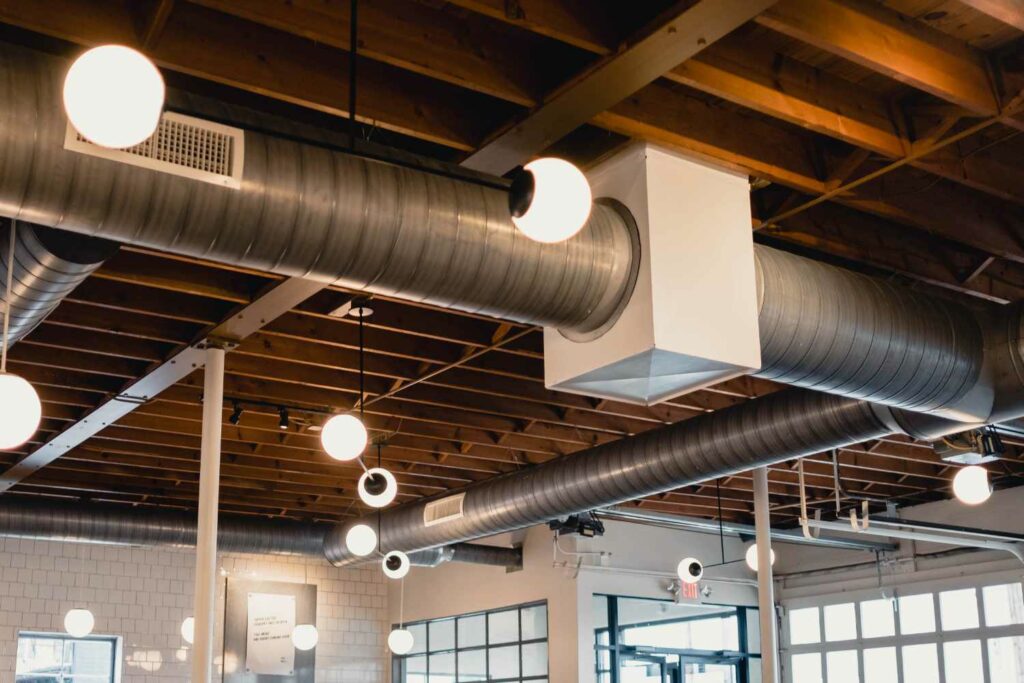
[{"xmin": 278, "ymin": 407, "xmax": 289, "ymax": 431}]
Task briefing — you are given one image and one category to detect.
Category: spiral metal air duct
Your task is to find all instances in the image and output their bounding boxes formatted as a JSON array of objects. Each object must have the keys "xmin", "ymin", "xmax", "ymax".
[
  {"xmin": 324, "ymin": 389, "xmax": 911, "ymax": 565},
  {"xmin": 0, "ymin": 499, "xmax": 522, "ymax": 568},
  {"xmin": 0, "ymin": 43, "xmax": 636, "ymax": 337},
  {"xmin": 0, "ymin": 220, "xmax": 118, "ymax": 345}
]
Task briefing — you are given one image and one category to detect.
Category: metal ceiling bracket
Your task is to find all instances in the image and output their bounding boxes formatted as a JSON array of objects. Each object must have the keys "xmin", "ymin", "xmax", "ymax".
[{"xmin": 798, "ymin": 459, "xmax": 822, "ymax": 540}]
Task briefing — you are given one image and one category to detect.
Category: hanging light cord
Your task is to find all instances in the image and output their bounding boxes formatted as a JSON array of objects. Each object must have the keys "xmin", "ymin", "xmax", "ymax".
[
  {"xmin": 1, "ymin": 220, "xmax": 15, "ymax": 374},
  {"xmin": 349, "ymin": 0, "xmax": 358, "ymax": 150},
  {"xmin": 715, "ymin": 479, "xmax": 726, "ymax": 565}
]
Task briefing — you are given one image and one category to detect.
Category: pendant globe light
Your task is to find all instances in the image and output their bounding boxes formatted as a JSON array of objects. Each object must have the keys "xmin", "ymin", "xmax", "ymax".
[
  {"xmin": 292, "ymin": 623, "xmax": 319, "ymax": 651},
  {"xmin": 321, "ymin": 301, "xmax": 372, "ymax": 461},
  {"xmin": 345, "ymin": 523, "xmax": 377, "ymax": 557},
  {"xmin": 953, "ymin": 465, "xmax": 992, "ymax": 505},
  {"xmin": 745, "ymin": 544, "xmax": 776, "ymax": 572},
  {"xmin": 64, "ymin": 608, "xmax": 95, "ymax": 639},
  {"xmin": 389, "ymin": 576, "xmax": 415, "ymax": 655},
  {"xmin": 63, "ymin": 45, "xmax": 165, "ymax": 149},
  {"xmin": 0, "ymin": 221, "xmax": 41, "ymax": 450},
  {"xmin": 382, "ymin": 551, "xmax": 410, "ymax": 580},
  {"xmin": 509, "ymin": 158, "xmax": 592, "ymax": 243},
  {"xmin": 65, "ymin": 542, "xmax": 94, "ymax": 638},
  {"xmin": 181, "ymin": 616, "xmax": 195, "ymax": 644}
]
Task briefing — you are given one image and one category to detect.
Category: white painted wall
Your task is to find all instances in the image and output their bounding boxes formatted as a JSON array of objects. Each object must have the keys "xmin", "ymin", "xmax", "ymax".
[{"xmin": 0, "ymin": 537, "xmax": 388, "ymax": 682}]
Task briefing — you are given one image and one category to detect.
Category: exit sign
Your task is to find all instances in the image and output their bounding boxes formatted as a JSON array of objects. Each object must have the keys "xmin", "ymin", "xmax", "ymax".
[{"xmin": 678, "ymin": 581, "xmax": 701, "ymax": 602}]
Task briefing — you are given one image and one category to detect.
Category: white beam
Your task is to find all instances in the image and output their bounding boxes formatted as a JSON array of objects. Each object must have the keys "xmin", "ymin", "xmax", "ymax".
[
  {"xmin": 753, "ymin": 466, "xmax": 780, "ymax": 683},
  {"xmin": 191, "ymin": 346, "xmax": 225, "ymax": 683}
]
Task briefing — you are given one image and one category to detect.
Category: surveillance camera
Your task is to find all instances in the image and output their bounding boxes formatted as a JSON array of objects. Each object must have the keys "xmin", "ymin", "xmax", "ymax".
[
  {"xmin": 676, "ymin": 556, "xmax": 703, "ymax": 584},
  {"xmin": 382, "ymin": 550, "xmax": 410, "ymax": 580}
]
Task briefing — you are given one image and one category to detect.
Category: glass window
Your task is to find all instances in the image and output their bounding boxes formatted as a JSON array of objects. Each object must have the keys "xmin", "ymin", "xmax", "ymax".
[
  {"xmin": 862, "ymin": 646, "xmax": 898, "ymax": 683},
  {"xmin": 943, "ymin": 639, "xmax": 983, "ymax": 683},
  {"xmin": 989, "ymin": 636, "xmax": 1024, "ymax": 683},
  {"xmin": 489, "ymin": 645, "xmax": 519, "ymax": 679},
  {"xmin": 457, "ymin": 614, "xmax": 485, "ymax": 649},
  {"xmin": 488, "ymin": 609, "xmax": 519, "ymax": 645},
  {"xmin": 901, "ymin": 643, "xmax": 940, "ymax": 683},
  {"xmin": 457, "ymin": 649, "xmax": 485, "ymax": 682},
  {"xmin": 859, "ymin": 598, "xmax": 896, "ymax": 638},
  {"xmin": 939, "ymin": 588, "xmax": 979, "ymax": 631},
  {"xmin": 408, "ymin": 622, "xmax": 427, "ymax": 654},
  {"xmin": 429, "ymin": 619, "xmax": 456, "ymax": 652},
  {"xmin": 983, "ymin": 583, "xmax": 1024, "ymax": 627},
  {"xmin": 790, "ymin": 653, "xmax": 822, "ymax": 683},
  {"xmin": 788, "ymin": 607, "xmax": 821, "ymax": 645},
  {"xmin": 522, "ymin": 604, "xmax": 547, "ymax": 641},
  {"xmin": 16, "ymin": 634, "xmax": 118, "ymax": 683},
  {"xmin": 898, "ymin": 593, "xmax": 935, "ymax": 635},
  {"xmin": 825, "ymin": 649, "xmax": 858, "ymax": 683},
  {"xmin": 823, "ymin": 603, "xmax": 857, "ymax": 642},
  {"xmin": 395, "ymin": 602, "xmax": 547, "ymax": 683},
  {"xmin": 746, "ymin": 608, "xmax": 761, "ymax": 654}
]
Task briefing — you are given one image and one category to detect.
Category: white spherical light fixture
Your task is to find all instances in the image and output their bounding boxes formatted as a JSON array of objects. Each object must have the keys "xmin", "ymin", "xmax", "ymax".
[
  {"xmin": 382, "ymin": 550, "xmax": 410, "ymax": 580},
  {"xmin": 291, "ymin": 624, "xmax": 319, "ymax": 651},
  {"xmin": 358, "ymin": 467, "xmax": 398, "ymax": 508},
  {"xmin": 509, "ymin": 158, "xmax": 592, "ymax": 243},
  {"xmin": 180, "ymin": 617, "xmax": 194, "ymax": 644},
  {"xmin": 321, "ymin": 414, "xmax": 368, "ymax": 461},
  {"xmin": 388, "ymin": 628, "xmax": 414, "ymax": 655},
  {"xmin": 0, "ymin": 372, "xmax": 41, "ymax": 449},
  {"xmin": 953, "ymin": 465, "xmax": 992, "ymax": 505},
  {"xmin": 345, "ymin": 523, "xmax": 377, "ymax": 557},
  {"xmin": 63, "ymin": 45, "xmax": 165, "ymax": 149},
  {"xmin": 745, "ymin": 544, "xmax": 776, "ymax": 572},
  {"xmin": 64, "ymin": 608, "xmax": 95, "ymax": 638},
  {"xmin": 676, "ymin": 557, "xmax": 703, "ymax": 584}
]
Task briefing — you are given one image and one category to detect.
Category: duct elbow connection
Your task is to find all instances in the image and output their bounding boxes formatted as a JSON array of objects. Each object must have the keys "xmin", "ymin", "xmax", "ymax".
[{"xmin": 0, "ymin": 221, "xmax": 119, "ymax": 346}]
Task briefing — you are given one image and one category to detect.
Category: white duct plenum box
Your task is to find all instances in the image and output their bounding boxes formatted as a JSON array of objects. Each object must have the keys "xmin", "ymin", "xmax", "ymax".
[{"xmin": 544, "ymin": 142, "xmax": 761, "ymax": 405}]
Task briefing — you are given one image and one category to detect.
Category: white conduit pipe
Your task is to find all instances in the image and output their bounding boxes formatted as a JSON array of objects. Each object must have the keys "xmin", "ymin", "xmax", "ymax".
[{"xmin": 753, "ymin": 467, "xmax": 780, "ymax": 683}]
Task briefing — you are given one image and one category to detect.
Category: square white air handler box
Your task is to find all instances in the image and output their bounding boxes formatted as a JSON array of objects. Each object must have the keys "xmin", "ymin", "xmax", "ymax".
[{"xmin": 544, "ymin": 142, "xmax": 760, "ymax": 405}]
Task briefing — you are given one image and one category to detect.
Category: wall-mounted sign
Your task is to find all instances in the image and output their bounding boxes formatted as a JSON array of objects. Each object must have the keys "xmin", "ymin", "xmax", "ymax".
[{"xmin": 246, "ymin": 593, "xmax": 296, "ymax": 676}]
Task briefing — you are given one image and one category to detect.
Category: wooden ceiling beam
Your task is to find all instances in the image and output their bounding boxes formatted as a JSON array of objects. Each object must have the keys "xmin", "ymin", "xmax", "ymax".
[
  {"xmin": 461, "ymin": 0, "xmax": 777, "ymax": 174},
  {"xmin": 957, "ymin": 0, "xmax": 1024, "ymax": 33},
  {"xmin": 0, "ymin": 0, "xmax": 509, "ymax": 149},
  {"xmin": 757, "ymin": 0, "xmax": 1000, "ymax": 115}
]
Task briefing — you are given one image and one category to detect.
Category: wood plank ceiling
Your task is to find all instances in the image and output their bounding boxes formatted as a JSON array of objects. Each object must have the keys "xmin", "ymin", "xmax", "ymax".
[{"xmin": 0, "ymin": 0, "xmax": 1023, "ymax": 526}]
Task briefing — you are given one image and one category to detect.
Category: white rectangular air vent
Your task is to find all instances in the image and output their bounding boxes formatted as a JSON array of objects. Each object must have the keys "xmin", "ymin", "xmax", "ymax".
[
  {"xmin": 423, "ymin": 493, "xmax": 466, "ymax": 527},
  {"xmin": 64, "ymin": 112, "xmax": 244, "ymax": 188}
]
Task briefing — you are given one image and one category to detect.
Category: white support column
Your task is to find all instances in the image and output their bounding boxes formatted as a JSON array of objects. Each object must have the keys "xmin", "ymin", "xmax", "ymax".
[
  {"xmin": 191, "ymin": 346, "xmax": 225, "ymax": 683},
  {"xmin": 754, "ymin": 466, "xmax": 780, "ymax": 683}
]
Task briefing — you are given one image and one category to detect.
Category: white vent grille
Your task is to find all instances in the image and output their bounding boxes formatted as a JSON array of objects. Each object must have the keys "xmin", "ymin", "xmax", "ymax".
[
  {"xmin": 423, "ymin": 493, "xmax": 466, "ymax": 527},
  {"xmin": 64, "ymin": 112, "xmax": 244, "ymax": 188}
]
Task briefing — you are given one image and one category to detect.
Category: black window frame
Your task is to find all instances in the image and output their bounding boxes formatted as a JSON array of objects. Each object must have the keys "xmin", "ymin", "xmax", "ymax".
[{"xmin": 392, "ymin": 600, "xmax": 549, "ymax": 682}]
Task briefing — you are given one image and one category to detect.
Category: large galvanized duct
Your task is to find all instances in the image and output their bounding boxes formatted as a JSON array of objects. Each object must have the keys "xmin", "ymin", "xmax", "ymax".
[
  {"xmin": 0, "ymin": 42, "xmax": 992, "ymax": 417},
  {"xmin": 324, "ymin": 389, "xmax": 910, "ymax": 565},
  {"xmin": 0, "ymin": 499, "xmax": 523, "ymax": 568},
  {"xmin": 754, "ymin": 247, "xmax": 984, "ymax": 419},
  {"xmin": 0, "ymin": 43, "xmax": 636, "ymax": 336},
  {"xmin": 0, "ymin": 220, "xmax": 118, "ymax": 344}
]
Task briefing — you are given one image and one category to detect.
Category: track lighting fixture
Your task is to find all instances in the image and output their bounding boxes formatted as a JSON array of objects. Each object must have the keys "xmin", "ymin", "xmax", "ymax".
[
  {"xmin": 509, "ymin": 158, "xmax": 592, "ymax": 243},
  {"xmin": 63, "ymin": 45, "xmax": 165, "ymax": 149},
  {"xmin": 382, "ymin": 550, "xmax": 410, "ymax": 580},
  {"xmin": 953, "ymin": 465, "xmax": 992, "ymax": 505},
  {"xmin": 228, "ymin": 402, "xmax": 243, "ymax": 426},
  {"xmin": 278, "ymin": 407, "xmax": 289, "ymax": 431}
]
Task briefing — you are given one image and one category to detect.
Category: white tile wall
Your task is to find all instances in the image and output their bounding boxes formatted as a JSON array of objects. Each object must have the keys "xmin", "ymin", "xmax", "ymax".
[{"xmin": 0, "ymin": 537, "xmax": 388, "ymax": 683}]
